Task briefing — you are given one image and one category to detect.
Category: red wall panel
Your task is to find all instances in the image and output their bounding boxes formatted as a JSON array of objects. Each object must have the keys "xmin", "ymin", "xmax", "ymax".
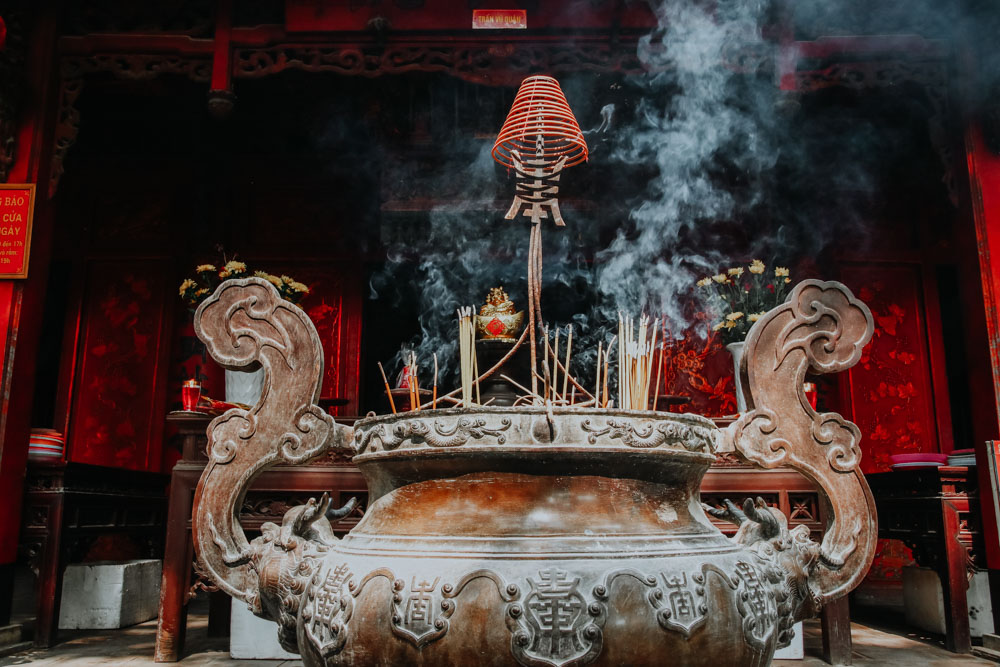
[
  {"xmin": 64, "ymin": 260, "xmax": 172, "ymax": 472},
  {"xmin": 839, "ymin": 263, "xmax": 945, "ymax": 473}
]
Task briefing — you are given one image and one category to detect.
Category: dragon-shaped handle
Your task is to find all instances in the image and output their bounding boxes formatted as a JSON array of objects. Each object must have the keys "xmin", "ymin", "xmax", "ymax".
[
  {"xmin": 191, "ymin": 278, "xmax": 353, "ymax": 611},
  {"xmin": 721, "ymin": 280, "xmax": 876, "ymax": 611}
]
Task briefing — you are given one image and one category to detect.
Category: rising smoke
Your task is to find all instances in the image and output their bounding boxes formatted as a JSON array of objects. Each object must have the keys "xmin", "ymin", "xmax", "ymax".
[{"xmin": 369, "ymin": 0, "xmax": 994, "ymax": 387}]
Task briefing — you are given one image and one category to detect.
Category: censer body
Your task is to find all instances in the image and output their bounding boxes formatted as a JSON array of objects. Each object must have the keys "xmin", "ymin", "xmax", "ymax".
[{"xmin": 190, "ymin": 277, "xmax": 878, "ymax": 667}]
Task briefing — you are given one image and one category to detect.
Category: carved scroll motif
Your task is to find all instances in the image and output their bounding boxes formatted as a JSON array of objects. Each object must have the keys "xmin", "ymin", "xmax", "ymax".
[
  {"xmin": 354, "ymin": 416, "xmax": 512, "ymax": 453},
  {"xmin": 191, "ymin": 278, "xmax": 352, "ymax": 603},
  {"xmin": 724, "ymin": 280, "xmax": 877, "ymax": 607},
  {"xmin": 580, "ymin": 418, "xmax": 715, "ymax": 452}
]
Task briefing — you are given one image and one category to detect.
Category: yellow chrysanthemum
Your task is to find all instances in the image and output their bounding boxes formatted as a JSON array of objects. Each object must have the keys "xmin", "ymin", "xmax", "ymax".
[
  {"xmin": 727, "ymin": 267, "xmax": 744, "ymax": 277},
  {"xmin": 195, "ymin": 264, "xmax": 216, "ymax": 273},
  {"xmin": 696, "ymin": 277, "xmax": 712, "ymax": 288},
  {"xmin": 748, "ymin": 311, "xmax": 766, "ymax": 323},
  {"xmin": 178, "ymin": 278, "xmax": 196, "ymax": 296},
  {"xmin": 784, "ymin": 277, "xmax": 791, "ymax": 283},
  {"xmin": 712, "ymin": 274, "xmax": 728, "ymax": 283},
  {"xmin": 194, "ymin": 288, "xmax": 208, "ymax": 297},
  {"xmin": 749, "ymin": 259, "xmax": 765, "ymax": 274},
  {"xmin": 713, "ymin": 321, "xmax": 726, "ymax": 331},
  {"xmin": 219, "ymin": 260, "xmax": 247, "ymax": 278},
  {"xmin": 727, "ymin": 311, "xmax": 744, "ymax": 321},
  {"xmin": 775, "ymin": 266, "xmax": 789, "ymax": 277},
  {"xmin": 725, "ymin": 321, "xmax": 737, "ymax": 329},
  {"xmin": 289, "ymin": 281, "xmax": 309, "ymax": 293}
]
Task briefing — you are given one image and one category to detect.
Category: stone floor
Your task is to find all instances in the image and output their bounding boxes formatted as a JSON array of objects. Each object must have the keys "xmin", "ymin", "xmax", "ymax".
[{"xmin": 0, "ymin": 610, "xmax": 994, "ymax": 666}]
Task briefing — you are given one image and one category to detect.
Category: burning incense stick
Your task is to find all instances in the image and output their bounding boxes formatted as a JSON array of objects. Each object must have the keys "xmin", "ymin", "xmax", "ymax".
[
  {"xmin": 602, "ymin": 347, "xmax": 610, "ymax": 408},
  {"xmin": 377, "ymin": 362, "xmax": 396, "ymax": 414},
  {"xmin": 473, "ymin": 330, "xmax": 481, "ymax": 405},
  {"xmin": 432, "ymin": 353, "xmax": 439, "ymax": 409},
  {"xmin": 457, "ymin": 307, "xmax": 475, "ymax": 407},
  {"xmin": 409, "ymin": 352, "xmax": 419, "ymax": 412},
  {"xmin": 594, "ymin": 341, "xmax": 602, "ymax": 406},
  {"xmin": 653, "ymin": 340, "xmax": 664, "ymax": 412},
  {"xmin": 562, "ymin": 326, "xmax": 572, "ymax": 399},
  {"xmin": 542, "ymin": 326, "xmax": 550, "ymax": 402},
  {"xmin": 553, "ymin": 327, "xmax": 560, "ymax": 402}
]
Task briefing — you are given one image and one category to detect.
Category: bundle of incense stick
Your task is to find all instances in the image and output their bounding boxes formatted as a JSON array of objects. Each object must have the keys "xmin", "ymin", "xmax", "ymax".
[
  {"xmin": 457, "ymin": 307, "xmax": 479, "ymax": 407},
  {"xmin": 617, "ymin": 314, "xmax": 659, "ymax": 411}
]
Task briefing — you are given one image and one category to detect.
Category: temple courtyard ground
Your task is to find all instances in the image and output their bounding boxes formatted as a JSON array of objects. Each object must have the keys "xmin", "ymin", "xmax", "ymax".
[{"xmin": 0, "ymin": 603, "xmax": 994, "ymax": 666}]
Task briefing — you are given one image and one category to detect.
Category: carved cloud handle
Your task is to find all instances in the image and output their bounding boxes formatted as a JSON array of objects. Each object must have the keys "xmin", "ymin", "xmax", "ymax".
[
  {"xmin": 723, "ymin": 280, "xmax": 876, "ymax": 607},
  {"xmin": 191, "ymin": 278, "xmax": 352, "ymax": 603}
]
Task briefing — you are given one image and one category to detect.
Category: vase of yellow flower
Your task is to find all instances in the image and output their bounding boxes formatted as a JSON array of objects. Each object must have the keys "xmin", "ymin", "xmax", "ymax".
[
  {"xmin": 180, "ymin": 260, "xmax": 311, "ymax": 405},
  {"xmin": 696, "ymin": 259, "xmax": 792, "ymax": 413}
]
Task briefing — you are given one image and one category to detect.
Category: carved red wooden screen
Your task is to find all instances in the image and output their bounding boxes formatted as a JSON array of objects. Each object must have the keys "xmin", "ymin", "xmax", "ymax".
[
  {"xmin": 839, "ymin": 262, "xmax": 951, "ymax": 473},
  {"xmin": 62, "ymin": 260, "xmax": 173, "ymax": 472},
  {"xmin": 659, "ymin": 332, "xmax": 737, "ymax": 418},
  {"xmin": 278, "ymin": 264, "xmax": 364, "ymax": 416}
]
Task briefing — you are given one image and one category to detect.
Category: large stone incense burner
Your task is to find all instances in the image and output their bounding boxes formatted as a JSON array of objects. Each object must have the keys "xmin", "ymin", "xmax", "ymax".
[{"xmin": 192, "ymin": 277, "xmax": 876, "ymax": 666}]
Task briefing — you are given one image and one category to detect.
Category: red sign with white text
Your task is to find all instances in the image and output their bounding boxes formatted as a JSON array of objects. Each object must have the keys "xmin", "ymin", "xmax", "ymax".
[
  {"xmin": 0, "ymin": 184, "xmax": 34, "ymax": 279},
  {"xmin": 285, "ymin": 0, "xmax": 654, "ymax": 32},
  {"xmin": 473, "ymin": 9, "xmax": 526, "ymax": 29}
]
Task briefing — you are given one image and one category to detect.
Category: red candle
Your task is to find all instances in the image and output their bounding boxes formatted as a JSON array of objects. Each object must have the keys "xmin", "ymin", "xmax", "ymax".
[
  {"xmin": 182, "ymin": 379, "xmax": 202, "ymax": 411},
  {"xmin": 803, "ymin": 382, "xmax": 818, "ymax": 410}
]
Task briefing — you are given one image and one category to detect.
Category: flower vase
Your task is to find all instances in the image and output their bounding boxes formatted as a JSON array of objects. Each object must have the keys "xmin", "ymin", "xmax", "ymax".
[
  {"xmin": 225, "ymin": 366, "xmax": 265, "ymax": 406},
  {"xmin": 726, "ymin": 341, "xmax": 747, "ymax": 413}
]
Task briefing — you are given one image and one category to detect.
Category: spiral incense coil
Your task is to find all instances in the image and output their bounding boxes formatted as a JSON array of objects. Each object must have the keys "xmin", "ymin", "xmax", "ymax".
[{"xmin": 492, "ymin": 75, "xmax": 588, "ymax": 170}]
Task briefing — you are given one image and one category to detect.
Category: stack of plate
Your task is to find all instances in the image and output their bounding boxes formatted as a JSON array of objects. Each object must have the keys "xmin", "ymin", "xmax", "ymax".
[
  {"xmin": 947, "ymin": 448, "xmax": 977, "ymax": 467},
  {"xmin": 28, "ymin": 429, "xmax": 65, "ymax": 461},
  {"xmin": 889, "ymin": 452, "xmax": 948, "ymax": 470}
]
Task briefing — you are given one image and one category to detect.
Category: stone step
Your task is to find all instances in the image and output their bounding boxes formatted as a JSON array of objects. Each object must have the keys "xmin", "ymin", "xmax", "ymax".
[
  {"xmin": 0, "ymin": 640, "xmax": 31, "ymax": 659},
  {"xmin": 973, "ymin": 645, "xmax": 1000, "ymax": 663},
  {"xmin": 0, "ymin": 623, "xmax": 30, "ymax": 659},
  {"xmin": 0, "ymin": 624, "xmax": 21, "ymax": 646}
]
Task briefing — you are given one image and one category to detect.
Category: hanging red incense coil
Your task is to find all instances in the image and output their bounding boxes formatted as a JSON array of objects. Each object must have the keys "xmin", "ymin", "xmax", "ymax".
[{"xmin": 492, "ymin": 75, "xmax": 588, "ymax": 171}]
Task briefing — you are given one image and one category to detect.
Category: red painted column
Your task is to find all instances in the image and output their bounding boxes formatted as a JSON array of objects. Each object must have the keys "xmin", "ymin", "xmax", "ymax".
[
  {"xmin": 0, "ymin": 5, "xmax": 60, "ymax": 623},
  {"xmin": 967, "ymin": 124, "xmax": 1000, "ymax": 573}
]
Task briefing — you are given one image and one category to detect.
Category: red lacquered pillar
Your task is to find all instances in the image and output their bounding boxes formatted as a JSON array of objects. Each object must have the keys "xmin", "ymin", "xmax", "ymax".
[
  {"xmin": 0, "ymin": 4, "xmax": 60, "ymax": 625},
  {"xmin": 967, "ymin": 122, "xmax": 1000, "ymax": 632}
]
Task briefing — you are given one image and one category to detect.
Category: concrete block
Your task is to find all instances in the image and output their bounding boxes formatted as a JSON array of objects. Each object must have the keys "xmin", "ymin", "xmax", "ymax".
[
  {"xmin": 230, "ymin": 598, "xmax": 297, "ymax": 660},
  {"xmin": 58, "ymin": 559, "xmax": 161, "ymax": 629},
  {"xmin": 903, "ymin": 566, "xmax": 994, "ymax": 638},
  {"xmin": 773, "ymin": 621, "xmax": 804, "ymax": 660}
]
